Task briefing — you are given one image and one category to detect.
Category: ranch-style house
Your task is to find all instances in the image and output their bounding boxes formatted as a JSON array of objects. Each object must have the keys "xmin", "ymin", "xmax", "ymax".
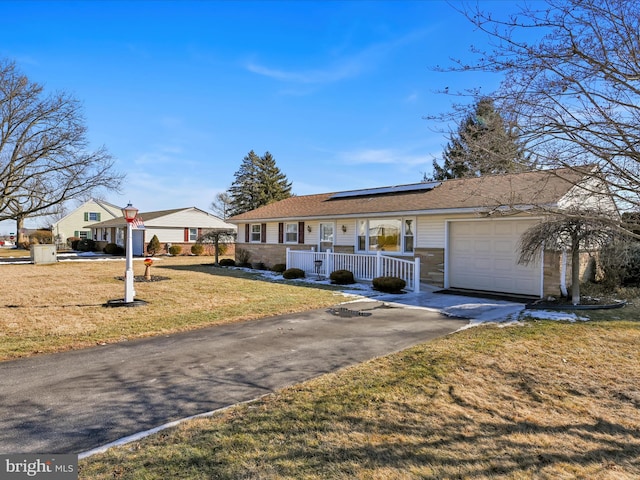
[{"xmin": 228, "ymin": 167, "xmax": 616, "ymax": 297}]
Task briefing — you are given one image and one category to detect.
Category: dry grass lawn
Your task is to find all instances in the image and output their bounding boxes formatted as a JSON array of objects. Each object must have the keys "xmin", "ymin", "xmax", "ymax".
[
  {"xmin": 0, "ymin": 255, "xmax": 342, "ymax": 360},
  {"xmin": 4, "ymin": 250, "xmax": 640, "ymax": 478}
]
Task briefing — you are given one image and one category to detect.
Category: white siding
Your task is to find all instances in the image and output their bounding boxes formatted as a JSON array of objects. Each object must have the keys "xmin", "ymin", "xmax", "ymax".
[
  {"xmin": 145, "ymin": 208, "xmax": 234, "ymax": 229},
  {"xmin": 304, "ymin": 221, "xmax": 318, "ymax": 245},
  {"xmin": 335, "ymin": 220, "xmax": 355, "ymax": 246},
  {"xmin": 416, "ymin": 215, "xmax": 447, "ymax": 248},
  {"xmin": 558, "ymin": 176, "xmax": 619, "ymax": 213},
  {"xmin": 53, "ymin": 199, "xmax": 121, "ymax": 244},
  {"xmin": 266, "ymin": 223, "xmax": 279, "ymax": 244},
  {"xmin": 147, "ymin": 227, "xmax": 185, "ymax": 244}
]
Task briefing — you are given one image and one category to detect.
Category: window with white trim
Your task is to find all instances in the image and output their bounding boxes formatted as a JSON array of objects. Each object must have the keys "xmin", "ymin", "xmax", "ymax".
[
  {"xmin": 250, "ymin": 224, "xmax": 261, "ymax": 242},
  {"xmin": 189, "ymin": 228, "xmax": 198, "ymax": 242},
  {"xmin": 356, "ymin": 217, "xmax": 415, "ymax": 253},
  {"xmin": 285, "ymin": 223, "xmax": 298, "ymax": 243},
  {"xmin": 88, "ymin": 212, "xmax": 100, "ymax": 221},
  {"xmin": 404, "ymin": 219, "xmax": 414, "ymax": 253}
]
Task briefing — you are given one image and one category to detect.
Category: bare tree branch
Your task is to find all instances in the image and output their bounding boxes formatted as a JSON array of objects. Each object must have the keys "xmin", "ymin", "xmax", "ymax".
[
  {"xmin": 432, "ymin": 0, "xmax": 640, "ymax": 226},
  {"xmin": 0, "ymin": 59, "xmax": 124, "ymax": 242}
]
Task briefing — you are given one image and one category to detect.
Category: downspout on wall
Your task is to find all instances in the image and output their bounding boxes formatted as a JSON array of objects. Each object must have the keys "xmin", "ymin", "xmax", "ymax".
[{"xmin": 560, "ymin": 249, "xmax": 568, "ymax": 297}]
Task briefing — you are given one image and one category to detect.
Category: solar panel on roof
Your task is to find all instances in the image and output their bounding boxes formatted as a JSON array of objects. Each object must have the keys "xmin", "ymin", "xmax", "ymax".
[{"xmin": 328, "ymin": 181, "xmax": 441, "ymax": 200}]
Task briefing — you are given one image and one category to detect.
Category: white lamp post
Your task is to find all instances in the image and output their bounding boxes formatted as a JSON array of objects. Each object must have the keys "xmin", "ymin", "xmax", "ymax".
[{"xmin": 122, "ymin": 203, "xmax": 138, "ymax": 303}]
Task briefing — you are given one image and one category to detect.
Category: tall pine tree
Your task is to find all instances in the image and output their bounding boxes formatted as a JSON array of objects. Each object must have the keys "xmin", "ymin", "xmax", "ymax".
[
  {"xmin": 430, "ymin": 97, "xmax": 530, "ymax": 180},
  {"xmin": 228, "ymin": 150, "xmax": 292, "ymax": 216}
]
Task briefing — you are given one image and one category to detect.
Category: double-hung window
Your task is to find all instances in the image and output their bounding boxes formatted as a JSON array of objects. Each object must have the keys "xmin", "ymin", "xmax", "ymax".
[
  {"xmin": 250, "ymin": 224, "xmax": 261, "ymax": 242},
  {"xmin": 285, "ymin": 223, "xmax": 298, "ymax": 243},
  {"xmin": 403, "ymin": 219, "xmax": 414, "ymax": 253},
  {"xmin": 189, "ymin": 228, "xmax": 198, "ymax": 242}
]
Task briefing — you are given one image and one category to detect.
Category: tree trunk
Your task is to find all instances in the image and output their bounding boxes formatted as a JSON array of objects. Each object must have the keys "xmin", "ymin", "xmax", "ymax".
[
  {"xmin": 571, "ymin": 240, "xmax": 581, "ymax": 305},
  {"xmin": 16, "ymin": 216, "xmax": 26, "ymax": 246},
  {"xmin": 214, "ymin": 236, "xmax": 220, "ymax": 265}
]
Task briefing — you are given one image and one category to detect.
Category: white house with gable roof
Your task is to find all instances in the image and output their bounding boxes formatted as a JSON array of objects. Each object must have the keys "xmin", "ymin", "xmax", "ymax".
[{"xmin": 52, "ymin": 199, "xmax": 123, "ymax": 249}]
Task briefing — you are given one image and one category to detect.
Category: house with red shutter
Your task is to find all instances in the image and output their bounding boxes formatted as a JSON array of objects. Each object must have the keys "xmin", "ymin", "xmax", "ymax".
[
  {"xmin": 88, "ymin": 207, "xmax": 236, "ymax": 255},
  {"xmin": 228, "ymin": 167, "xmax": 616, "ymax": 297}
]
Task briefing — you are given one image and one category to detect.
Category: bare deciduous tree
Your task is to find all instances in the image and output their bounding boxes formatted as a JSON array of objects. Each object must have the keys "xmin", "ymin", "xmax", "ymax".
[
  {"xmin": 434, "ymin": 0, "xmax": 640, "ymax": 227},
  {"xmin": 519, "ymin": 209, "xmax": 616, "ymax": 304},
  {"xmin": 210, "ymin": 191, "xmax": 232, "ymax": 220},
  {"xmin": 0, "ymin": 59, "xmax": 124, "ymax": 243},
  {"xmin": 197, "ymin": 229, "xmax": 236, "ymax": 265}
]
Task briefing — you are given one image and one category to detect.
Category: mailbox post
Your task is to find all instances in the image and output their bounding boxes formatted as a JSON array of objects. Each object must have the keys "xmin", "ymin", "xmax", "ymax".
[{"xmin": 314, "ymin": 259, "xmax": 323, "ymax": 280}]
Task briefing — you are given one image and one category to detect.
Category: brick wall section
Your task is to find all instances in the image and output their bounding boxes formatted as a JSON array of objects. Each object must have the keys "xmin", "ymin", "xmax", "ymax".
[
  {"xmin": 543, "ymin": 250, "xmax": 599, "ymax": 297},
  {"xmin": 236, "ymin": 243, "xmax": 310, "ymax": 268},
  {"xmin": 543, "ymin": 250, "xmax": 562, "ymax": 296},
  {"xmin": 156, "ymin": 242, "xmax": 235, "ymax": 257},
  {"xmin": 415, "ymin": 248, "xmax": 445, "ymax": 287}
]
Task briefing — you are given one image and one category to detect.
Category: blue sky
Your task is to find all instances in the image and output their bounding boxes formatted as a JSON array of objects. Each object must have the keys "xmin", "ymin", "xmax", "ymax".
[{"xmin": 0, "ymin": 0, "xmax": 515, "ymax": 231}]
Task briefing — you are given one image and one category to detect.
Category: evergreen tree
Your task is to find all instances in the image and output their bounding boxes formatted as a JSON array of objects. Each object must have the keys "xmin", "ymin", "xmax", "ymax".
[
  {"xmin": 228, "ymin": 150, "xmax": 292, "ymax": 216},
  {"xmin": 431, "ymin": 97, "xmax": 530, "ymax": 180},
  {"xmin": 147, "ymin": 235, "xmax": 161, "ymax": 256},
  {"xmin": 257, "ymin": 151, "xmax": 293, "ymax": 206}
]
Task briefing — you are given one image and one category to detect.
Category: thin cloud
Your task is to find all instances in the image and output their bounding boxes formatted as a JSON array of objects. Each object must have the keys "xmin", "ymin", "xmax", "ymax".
[
  {"xmin": 246, "ymin": 29, "xmax": 429, "ymax": 85},
  {"xmin": 245, "ymin": 59, "xmax": 363, "ymax": 84},
  {"xmin": 132, "ymin": 145, "xmax": 184, "ymax": 165},
  {"xmin": 340, "ymin": 148, "xmax": 426, "ymax": 168},
  {"xmin": 405, "ymin": 92, "xmax": 419, "ymax": 103}
]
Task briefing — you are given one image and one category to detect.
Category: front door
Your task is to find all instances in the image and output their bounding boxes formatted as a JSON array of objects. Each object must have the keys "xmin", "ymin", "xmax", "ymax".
[
  {"xmin": 133, "ymin": 229, "xmax": 145, "ymax": 256},
  {"xmin": 319, "ymin": 223, "xmax": 334, "ymax": 252}
]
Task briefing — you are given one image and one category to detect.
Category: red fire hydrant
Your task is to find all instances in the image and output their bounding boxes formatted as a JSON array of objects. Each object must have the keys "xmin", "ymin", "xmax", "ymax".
[{"xmin": 144, "ymin": 257, "xmax": 154, "ymax": 280}]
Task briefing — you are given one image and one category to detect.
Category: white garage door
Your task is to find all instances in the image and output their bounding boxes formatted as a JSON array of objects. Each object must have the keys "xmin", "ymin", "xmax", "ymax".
[{"xmin": 448, "ymin": 219, "xmax": 541, "ymax": 296}]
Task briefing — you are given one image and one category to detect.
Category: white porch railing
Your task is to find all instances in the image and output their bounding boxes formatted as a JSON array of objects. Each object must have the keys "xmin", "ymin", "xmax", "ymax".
[{"xmin": 286, "ymin": 248, "xmax": 421, "ymax": 292}]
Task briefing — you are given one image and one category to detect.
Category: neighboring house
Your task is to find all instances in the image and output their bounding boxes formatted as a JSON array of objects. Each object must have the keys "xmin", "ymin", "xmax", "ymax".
[
  {"xmin": 88, "ymin": 207, "xmax": 237, "ymax": 256},
  {"xmin": 52, "ymin": 199, "xmax": 123, "ymax": 248},
  {"xmin": 228, "ymin": 168, "xmax": 616, "ymax": 298}
]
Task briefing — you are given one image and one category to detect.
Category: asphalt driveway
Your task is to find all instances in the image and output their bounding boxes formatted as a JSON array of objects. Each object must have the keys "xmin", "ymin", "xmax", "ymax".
[{"xmin": 0, "ymin": 300, "xmax": 467, "ymax": 455}]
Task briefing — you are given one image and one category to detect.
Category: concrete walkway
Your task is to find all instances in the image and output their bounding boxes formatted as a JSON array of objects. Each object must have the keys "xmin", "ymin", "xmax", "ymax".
[{"xmin": 0, "ymin": 300, "xmax": 467, "ymax": 455}]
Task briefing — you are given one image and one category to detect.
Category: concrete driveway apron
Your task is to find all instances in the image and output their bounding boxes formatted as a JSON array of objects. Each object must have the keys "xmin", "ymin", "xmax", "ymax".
[{"xmin": 0, "ymin": 300, "xmax": 467, "ymax": 454}]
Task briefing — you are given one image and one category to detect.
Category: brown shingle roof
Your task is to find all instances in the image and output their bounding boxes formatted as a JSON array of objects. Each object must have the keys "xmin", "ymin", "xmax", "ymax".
[{"xmin": 228, "ymin": 168, "xmax": 586, "ymax": 222}]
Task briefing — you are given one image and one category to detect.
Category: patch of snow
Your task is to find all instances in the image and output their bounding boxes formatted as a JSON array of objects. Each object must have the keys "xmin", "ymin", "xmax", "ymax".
[{"xmin": 522, "ymin": 310, "xmax": 589, "ymax": 322}]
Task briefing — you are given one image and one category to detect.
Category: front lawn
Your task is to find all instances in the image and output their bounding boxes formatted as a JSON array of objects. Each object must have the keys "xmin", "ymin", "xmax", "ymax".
[{"xmin": 0, "ymin": 256, "xmax": 341, "ymax": 360}]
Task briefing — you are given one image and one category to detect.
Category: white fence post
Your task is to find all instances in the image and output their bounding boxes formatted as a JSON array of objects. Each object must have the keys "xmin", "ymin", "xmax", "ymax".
[
  {"xmin": 376, "ymin": 250, "xmax": 383, "ymax": 278},
  {"xmin": 325, "ymin": 249, "xmax": 332, "ymax": 277},
  {"xmin": 414, "ymin": 257, "xmax": 421, "ymax": 293},
  {"xmin": 286, "ymin": 248, "xmax": 291, "ymax": 269}
]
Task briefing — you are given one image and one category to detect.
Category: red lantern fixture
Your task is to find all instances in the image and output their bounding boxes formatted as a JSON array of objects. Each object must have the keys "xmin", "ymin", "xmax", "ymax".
[{"xmin": 122, "ymin": 203, "xmax": 138, "ymax": 223}]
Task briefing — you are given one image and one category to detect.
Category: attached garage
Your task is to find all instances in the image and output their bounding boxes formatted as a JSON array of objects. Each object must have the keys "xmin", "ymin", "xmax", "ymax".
[{"xmin": 447, "ymin": 219, "xmax": 542, "ymax": 297}]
